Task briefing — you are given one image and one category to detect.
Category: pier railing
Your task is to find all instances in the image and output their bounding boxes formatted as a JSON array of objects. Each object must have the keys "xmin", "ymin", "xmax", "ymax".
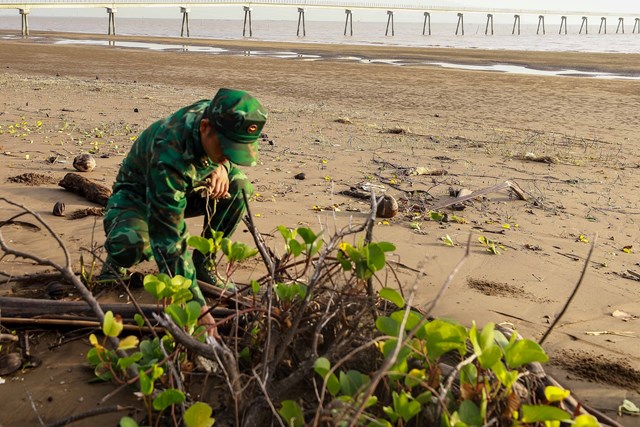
[{"xmin": 0, "ymin": 0, "xmax": 636, "ymax": 15}]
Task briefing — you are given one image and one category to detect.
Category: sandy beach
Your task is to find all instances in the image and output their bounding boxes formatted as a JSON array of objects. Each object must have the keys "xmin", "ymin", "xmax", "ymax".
[{"xmin": 1, "ymin": 32, "xmax": 639, "ymax": 426}]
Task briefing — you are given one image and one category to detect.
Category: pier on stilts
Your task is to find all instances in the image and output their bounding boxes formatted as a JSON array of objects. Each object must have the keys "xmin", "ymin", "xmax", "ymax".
[{"xmin": 0, "ymin": 1, "xmax": 637, "ymax": 40}]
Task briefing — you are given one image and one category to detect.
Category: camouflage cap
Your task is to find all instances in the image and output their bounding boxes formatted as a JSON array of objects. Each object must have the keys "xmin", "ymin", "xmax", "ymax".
[{"xmin": 206, "ymin": 88, "xmax": 267, "ymax": 167}]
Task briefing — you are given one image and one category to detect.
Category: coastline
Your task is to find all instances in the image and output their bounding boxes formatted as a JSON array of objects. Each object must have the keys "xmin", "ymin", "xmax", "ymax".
[{"xmin": 4, "ymin": 29, "xmax": 640, "ymax": 74}]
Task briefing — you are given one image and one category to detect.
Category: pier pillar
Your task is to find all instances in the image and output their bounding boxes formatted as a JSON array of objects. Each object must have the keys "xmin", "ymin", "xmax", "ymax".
[
  {"xmin": 579, "ymin": 16, "xmax": 588, "ymax": 34},
  {"xmin": 512, "ymin": 14, "xmax": 520, "ymax": 35},
  {"xmin": 344, "ymin": 9, "xmax": 353, "ymax": 36},
  {"xmin": 296, "ymin": 8, "xmax": 306, "ymax": 37},
  {"xmin": 616, "ymin": 17, "xmax": 624, "ymax": 34},
  {"xmin": 455, "ymin": 13, "xmax": 464, "ymax": 36},
  {"xmin": 180, "ymin": 7, "xmax": 190, "ymax": 37},
  {"xmin": 599, "ymin": 17, "xmax": 607, "ymax": 34},
  {"xmin": 537, "ymin": 15, "xmax": 545, "ymax": 35},
  {"xmin": 385, "ymin": 11, "xmax": 394, "ymax": 36},
  {"xmin": 106, "ymin": 8, "xmax": 117, "ymax": 36},
  {"xmin": 422, "ymin": 12, "xmax": 431, "ymax": 35},
  {"xmin": 485, "ymin": 14, "xmax": 493, "ymax": 35},
  {"xmin": 633, "ymin": 18, "xmax": 639, "ymax": 34},
  {"xmin": 243, "ymin": 6, "xmax": 253, "ymax": 37},
  {"xmin": 559, "ymin": 16, "xmax": 567, "ymax": 34},
  {"xmin": 19, "ymin": 8, "xmax": 29, "ymax": 37}
]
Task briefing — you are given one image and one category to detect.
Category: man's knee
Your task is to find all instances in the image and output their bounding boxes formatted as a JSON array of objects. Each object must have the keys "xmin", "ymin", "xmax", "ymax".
[{"xmin": 104, "ymin": 216, "xmax": 149, "ymax": 268}]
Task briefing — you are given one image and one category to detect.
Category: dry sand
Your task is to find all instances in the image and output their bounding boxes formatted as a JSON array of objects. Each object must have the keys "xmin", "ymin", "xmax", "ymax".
[{"xmin": 0, "ymin": 32, "xmax": 639, "ymax": 426}]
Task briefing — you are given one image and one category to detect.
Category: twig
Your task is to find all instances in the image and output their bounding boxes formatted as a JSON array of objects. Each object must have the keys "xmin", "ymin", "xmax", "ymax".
[
  {"xmin": 27, "ymin": 391, "xmax": 46, "ymax": 427},
  {"xmin": 251, "ymin": 369, "xmax": 286, "ymax": 427},
  {"xmin": 241, "ymin": 189, "xmax": 276, "ymax": 383},
  {"xmin": 45, "ymin": 405, "xmax": 136, "ymax": 427},
  {"xmin": 0, "ymin": 198, "xmax": 131, "ymax": 367},
  {"xmin": 438, "ymin": 354, "xmax": 478, "ymax": 402},
  {"xmin": 347, "ymin": 278, "xmax": 419, "ymax": 426},
  {"xmin": 539, "ymin": 235, "xmax": 598, "ymax": 345},
  {"xmin": 153, "ymin": 313, "xmax": 242, "ymax": 405}
]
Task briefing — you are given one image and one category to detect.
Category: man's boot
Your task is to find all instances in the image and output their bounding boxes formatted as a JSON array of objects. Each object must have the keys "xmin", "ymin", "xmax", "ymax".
[
  {"xmin": 192, "ymin": 250, "xmax": 218, "ymax": 286},
  {"xmin": 96, "ymin": 256, "xmax": 129, "ymax": 284}
]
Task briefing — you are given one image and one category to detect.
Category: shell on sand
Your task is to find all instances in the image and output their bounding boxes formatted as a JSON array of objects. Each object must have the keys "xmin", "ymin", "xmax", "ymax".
[
  {"xmin": 376, "ymin": 195, "xmax": 398, "ymax": 219},
  {"xmin": 52, "ymin": 201, "xmax": 66, "ymax": 216}
]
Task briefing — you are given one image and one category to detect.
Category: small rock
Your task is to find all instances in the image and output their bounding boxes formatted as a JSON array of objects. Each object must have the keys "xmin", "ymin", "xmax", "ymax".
[
  {"xmin": 0, "ymin": 353, "xmax": 22, "ymax": 376},
  {"xmin": 52, "ymin": 201, "xmax": 65, "ymax": 217},
  {"xmin": 73, "ymin": 154, "xmax": 96, "ymax": 172},
  {"xmin": 294, "ymin": 172, "xmax": 306, "ymax": 180},
  {"xmin": 133, "ymin": 108, "xmax": 139, "ymax": 113}
]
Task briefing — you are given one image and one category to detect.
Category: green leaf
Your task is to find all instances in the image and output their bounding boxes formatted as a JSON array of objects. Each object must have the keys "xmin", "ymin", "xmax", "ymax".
[
  {"xmin": 504, "ymin": 339, "xmax": 549, "ymax": 368},
  {"xmin": 313, "ymin": 357, "xmax": 340, "ymax": 396},
  {"xmin": 184, "ymin": 402, "xmax": 215, "ymax": 427},
  {"xmin": 389, "ymin": 310, "xmax": 422, "ymax": 331},
  {"xmin": 336, "ymin": 250, "xmax": 352, "ymax": 271},
  {"xmin": 366, "ymin": 244, "xmax": 386, "ymax": 272},
  {"xmin": 460, "ymin": 364, "xmax": 478, "ymax": 386},
  {"xmin": 153, "ymin": 388, "xmax": 186, "ymax": 411},
  {"xmin": 339, "ymin": 370, "xmax": 370, "ymax": 397},
  {"xmin": 102, "ymin": 311, "xmax": 123, "ymax": 338},
  {"xmin": 379, "ymin": 288, "xmax": 405, "ymax": 308},
  {"xmin": 186, "ymin": 301, "xmax": 203, "ymax": 326},
  {"xmin": 251, "ymin": 280, "xmax": 260, "ymax": 295},
  {"xmin": 288, "ymin": 239, "xmax": 304, "ymax": 257},
  {"xmin": 375, "ymin": 316, "xmax": 401, "ymax": 336},
  {"xmin": 116, "ymin": 352, "xmax": 143, "ymax": 371},
  {"xmin": 376, "ymin": 242, "xmax": 396, "ymax": 252},
  {"xmin": 143, "ymin": 274, "xmax": 168, "ymax": 300},
  {"xmin": 424, "ymin": 319, "xmax": 468, "ymax": 362},
  {"xmin": 458, "ymin": 400, "xmax": 482, "ymax": 426},
  {"xmin": 139, "ymin": 370, "xmax": 154, "ymax": 396},
  {"xmin": 187, "ymin": 235, "xmax": 213, "ymax": 255},
  {"xmin": 134, "ymin": 313, "xmax": 144, "ymax": 328},
  {"xmin": 119, "ymin": 416, "xmax": 139, "ymax": 427},
  {"xmin": 296, "ymin": 227, "xmax": 318, "ymax": 245},
  {"xmin": 278, "ymin": 400, "xmax": 304, "ymax": 427},
  {"xmin": 491, "ymin": 360, "xmax": 518, "ymax": 390},
  {"xmin": 171, "ymin": 288, "xmax": 194, "ymax": 305},
  {"xmin": 430, "ymin": 211, "xmax": 445, "ymax": 222},
  {"xmin": 277, "ymin": 225, "xmax": 293, "ymax": 241},
  {"xmin": 165, "ymin": 304, "xmax": 188, "ymax": 327},
  {"xmin": 520, "ymin": 405, "xmax": 571, "ymax": 422}
]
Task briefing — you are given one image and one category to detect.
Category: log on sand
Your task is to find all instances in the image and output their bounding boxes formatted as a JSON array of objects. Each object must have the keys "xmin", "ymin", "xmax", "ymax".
[{"xmin": 58, "ymin": 173, "xmax": 112, "ymax": 206}]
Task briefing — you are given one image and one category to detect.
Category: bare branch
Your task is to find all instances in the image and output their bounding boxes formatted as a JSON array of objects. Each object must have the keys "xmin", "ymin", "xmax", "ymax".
[{"xmin": 539, "ymin": 235, "xmax": 598, "ymax": 345}]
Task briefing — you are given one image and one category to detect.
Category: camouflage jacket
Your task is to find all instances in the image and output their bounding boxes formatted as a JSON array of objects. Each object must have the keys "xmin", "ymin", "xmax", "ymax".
[{"xmin": 108, "ymin": 100, "xmax": 228, "ymax": 304}]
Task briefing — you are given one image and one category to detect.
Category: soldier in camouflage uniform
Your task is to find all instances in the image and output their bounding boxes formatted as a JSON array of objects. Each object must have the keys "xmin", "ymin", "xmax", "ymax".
[{"xmin": 100, "ymin": 89, "xmax": 267, "ymax": 330}]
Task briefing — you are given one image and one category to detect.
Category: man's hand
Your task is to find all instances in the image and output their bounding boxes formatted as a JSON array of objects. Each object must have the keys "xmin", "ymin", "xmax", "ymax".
[
  {"xmin": 208, "ymin": 165, "xmax": 229, "ymax": 200},
  {"xmin": 199, "ymin": 305, "xmax": 220, "ymax": 338}
]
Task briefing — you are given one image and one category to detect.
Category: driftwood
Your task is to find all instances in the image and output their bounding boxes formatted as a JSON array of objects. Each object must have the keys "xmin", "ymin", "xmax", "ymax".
[
  {"xmin": 0, "ymin": 296, "xmax": 234, "ymax": 320},
  {"xmin": 430, "ymin": 180, "xmax": 527, "ymax": 211},
  {"xmin": 58, "ymin": 173, "xmax": 112, "ymax": 207}
]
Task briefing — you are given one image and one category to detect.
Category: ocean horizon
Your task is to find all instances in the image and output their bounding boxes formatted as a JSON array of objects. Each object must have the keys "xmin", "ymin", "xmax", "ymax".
[{"xmin": 2, "ymin": 14, "xmax": 640, "ymax": 54}]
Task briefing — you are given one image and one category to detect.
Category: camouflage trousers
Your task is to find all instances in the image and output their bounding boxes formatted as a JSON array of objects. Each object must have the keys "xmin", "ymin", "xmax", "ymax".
[{"xmin": 103, "ymin": 166, "xmax": 253, "ymax": 269}]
